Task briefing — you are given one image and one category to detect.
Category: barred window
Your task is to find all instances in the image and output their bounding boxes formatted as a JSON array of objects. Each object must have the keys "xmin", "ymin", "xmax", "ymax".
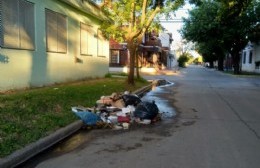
[
  {"xmin": 80, "ymin": 23, "xmax": 94, "ymax": 55},
  {"xmin": 0, "ymin": 0, "xmax": 35, "ymax": 50},
  {"xmin": 110, "ymin": 50, "xmax": 119, "ymax": 64},
  {"xmin": 45, "ymin": 9, "xmax": 67, "ymax": 53},
  {"xmin": 249, "ymin": 51, "xmax": 253, "ymax": 64},
  {"xmin": 243, "ymin": 52, "xmax": 246, "ymax": 64}
]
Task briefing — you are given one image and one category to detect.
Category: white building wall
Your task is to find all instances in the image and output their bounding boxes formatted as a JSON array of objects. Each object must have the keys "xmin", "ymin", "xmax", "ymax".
[
  {"xmin": 168, "ymin": 50, "xmax": 178, "ymax": 68},
  {"xmin": 159, "ymin": 33, "xmax": 178, "ymax": 69},
  {"xmin": 241, "ymin": 42, "xmax": 260, "ymax": 73},
  {"xmin": 159, "ymin": 33, "xmax": 170, "ymax": 48},
  {"xmin": 255, "ymin": 45, "xmax": 260, "ymax": 62},
  {"xmin": 254, "ymin": 45, "xmax": 260, "ymax": 73}
]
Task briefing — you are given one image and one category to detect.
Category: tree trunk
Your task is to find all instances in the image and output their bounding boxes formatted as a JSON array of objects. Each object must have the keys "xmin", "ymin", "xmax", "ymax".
[
  {"xmin": 218, "ymin": 56, "xmax": 224, "ymax": 71},
  {"xmin": 232, "ymin": 53, "xmax": 241, "ymax": 74},
  {"xmin": 128, "ymin": 42, "xmax": 136, "ymax": 85},
  {"xmin": 209, "ymin": 60, "xmax": 214, "ymax": 68},
  {"xmin": 135, "ymin": 50, "xmax": 140, "ymax": 79}
]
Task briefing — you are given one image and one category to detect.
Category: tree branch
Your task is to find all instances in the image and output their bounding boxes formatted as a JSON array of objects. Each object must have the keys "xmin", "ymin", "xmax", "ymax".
[
  {"xmin": 130, "ymin": 1, "xmax": 136, "ymax": 32},
  {"xmin": 141, "ymin": 0, "xmax": 148, "ymax": 25},
  {"xmin": 141, "ymin": 6, "xmax": 161, "ymax": 36},
  {"xmin": 131, "ymin": 6, "xmax": 161, "ymax": 40}
]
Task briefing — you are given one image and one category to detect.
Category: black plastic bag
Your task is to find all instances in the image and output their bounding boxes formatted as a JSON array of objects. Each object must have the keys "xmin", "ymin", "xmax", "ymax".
[
  {"xmin": 122, "ymin": 94, "xmax": 142, "ymax": 106},
  {"xmin": 134, "ymin": 101, "xmax": 159, "ymax": 120}
]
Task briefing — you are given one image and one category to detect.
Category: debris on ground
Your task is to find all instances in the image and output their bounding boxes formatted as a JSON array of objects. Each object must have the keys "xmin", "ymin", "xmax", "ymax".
[{"xmin": 72, "ymin": 92, "xmax": 161, "ymax": 130}]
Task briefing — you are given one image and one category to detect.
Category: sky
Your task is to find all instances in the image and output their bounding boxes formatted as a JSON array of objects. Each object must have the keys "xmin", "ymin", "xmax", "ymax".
[{"xmin": 160, "ymin": 2, "xmax": 193, "ymax": 50}]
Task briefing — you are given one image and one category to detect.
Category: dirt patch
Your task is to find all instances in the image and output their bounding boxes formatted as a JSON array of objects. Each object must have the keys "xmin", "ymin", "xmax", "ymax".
[
  {"xmin": 96, "ymin": 143, "xmax": 143, "ymax": 154},
  {"xmin": 182, "ymin": 121, "xmax": 196, "ymax": 126},
  {"xmin": 141, "ymin": 137, "xmax": 155, "ymax": 142}
]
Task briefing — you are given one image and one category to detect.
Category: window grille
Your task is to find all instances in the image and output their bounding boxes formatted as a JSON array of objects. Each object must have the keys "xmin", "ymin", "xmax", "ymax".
[
  {"xmin": 243, "ymin": 52, "xmax": 246, "ymax": 64},
  {"xmin": 249, "ymin": 50, "xmax": 253, "ymax": 64}
]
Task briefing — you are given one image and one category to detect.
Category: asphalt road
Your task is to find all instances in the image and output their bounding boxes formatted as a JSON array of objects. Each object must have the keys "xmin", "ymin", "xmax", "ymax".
[{"xmin": 30, "ymin": 65, "xmax": 260, "ymax": 168}]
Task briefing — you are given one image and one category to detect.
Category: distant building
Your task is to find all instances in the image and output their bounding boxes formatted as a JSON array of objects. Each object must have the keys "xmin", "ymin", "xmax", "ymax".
[
  {"xmin": 241, "ymin": 42, "xmax": 260, "ymax": 73},
  {"xmin": 109, "ymin": 30, "xmax": 165, "ymax": 73},
  {"xmin": 109, "ymin": 39, "xmax": 129, "ymax": 73},
  {"xmin": 158, "ymin": 32, "xmax": 176, "ymax": 69}
]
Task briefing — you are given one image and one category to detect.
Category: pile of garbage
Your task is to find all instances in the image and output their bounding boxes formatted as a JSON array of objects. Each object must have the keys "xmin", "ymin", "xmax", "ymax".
[{"xmin": 71, "ymin": 91, "xmax": 160, "ymax": 130}]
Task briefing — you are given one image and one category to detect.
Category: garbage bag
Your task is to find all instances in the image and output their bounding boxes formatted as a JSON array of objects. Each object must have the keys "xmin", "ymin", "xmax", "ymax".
[
  {"xmin": 134, "ymin": 101, "xmax": 159, "ymax": 120},
  {"xmin": 122, "ymin": 94, "xmax": 142, "ymax": 106},
  {"xmin": 73, "ymin": 110, "xmax": 102, "ymax": 125}
]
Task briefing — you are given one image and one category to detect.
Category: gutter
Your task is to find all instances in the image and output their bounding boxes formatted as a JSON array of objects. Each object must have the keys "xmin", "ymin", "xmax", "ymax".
[
  {"xmin": 0, "ymin": 121, "xmax": 83, "ymax": 168},
  {"xmin": 58, "ymin": 0, "xmax": 109, "ymax": 21}
]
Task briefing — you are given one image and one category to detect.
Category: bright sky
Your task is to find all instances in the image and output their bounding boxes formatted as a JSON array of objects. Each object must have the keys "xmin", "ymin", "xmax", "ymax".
[{"xmin": 160, "ymin": 2, "xmax": 193, "ymax": 49}]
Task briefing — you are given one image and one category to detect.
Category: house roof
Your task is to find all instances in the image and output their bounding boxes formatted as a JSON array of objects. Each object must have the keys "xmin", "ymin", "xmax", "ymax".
[
  {"xmin": 58, "ymin": 0, "xmax": 109, "ymax": 21},
  {"xmin": 110, "ymin": 39, "xmax": 125, "ymax": 50}
]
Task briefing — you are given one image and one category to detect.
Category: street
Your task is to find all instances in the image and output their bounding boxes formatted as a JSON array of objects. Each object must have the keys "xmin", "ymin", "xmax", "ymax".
[{"xmin": 22, "ymin": 65, "xmax": 260, "ymax": 168}]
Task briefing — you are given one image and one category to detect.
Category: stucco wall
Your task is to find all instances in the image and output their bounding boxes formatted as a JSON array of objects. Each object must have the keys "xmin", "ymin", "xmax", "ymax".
[
  {"xmin": 241, "ymin": 42, "xmax": 254, "ymax": 72},
  {"xmin": 159, "ymin": 33, "xmax": 170, "ymax": 48},
  {"xmin": 255, "ymin": 45, "xmax": 260, "ymax": 62},
  {"xmin": 0, "ymin": 0, "xmax": 109, "ymax": 91}
]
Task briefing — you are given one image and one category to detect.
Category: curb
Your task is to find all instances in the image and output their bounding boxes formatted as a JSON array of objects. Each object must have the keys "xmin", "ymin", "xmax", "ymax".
[
  {"xmin": 0, "ymin": 120, "xmax": 83, "ymax": 168},
  {"xmin": 133, "ymin": 83, "xmax": 153, "ymax": 96},
  {"xmin": 0, "ymin": 83, "xmax": 154, "ymax": 168}
]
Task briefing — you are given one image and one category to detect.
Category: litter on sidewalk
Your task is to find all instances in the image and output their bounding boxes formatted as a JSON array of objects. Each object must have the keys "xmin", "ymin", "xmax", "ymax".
[{"xmin": 72, "ymin": 91, "xmax": 161, "ymax": 130}]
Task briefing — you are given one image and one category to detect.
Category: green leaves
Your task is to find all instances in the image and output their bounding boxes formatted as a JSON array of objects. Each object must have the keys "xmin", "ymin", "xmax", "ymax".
[
  {"xmin": 177, "ymin": 53, "xmax": 192, "ymax": 67},
  {"xmin": 100, "ymin": 0, "xmax": 185, "ymax": 42},
  {"xmin": 181, "ymin": 0, "xmax": 259, "ymax": 72}
]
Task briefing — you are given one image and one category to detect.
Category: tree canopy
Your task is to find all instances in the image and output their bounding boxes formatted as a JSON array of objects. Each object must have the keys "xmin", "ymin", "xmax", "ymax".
[
  {"xmin": 99, "ymin": 0, "xmax": 185, "ymax": 84},
  {"xmin": 181, "ymin": 0, "xmax": 260, "ymax": 74}
]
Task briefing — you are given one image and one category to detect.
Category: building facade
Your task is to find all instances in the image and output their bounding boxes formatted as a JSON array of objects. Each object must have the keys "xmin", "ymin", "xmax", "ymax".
[
  {"xmin": 241, "ymin": 42, "xmax": 260, "ymax": 73},
  {"xmin": 158, "ymin": 32, "xmax": 176, "ymax": 69},
  {"xmin": 108, "ymin": 39, "xmax": 129, "ymax": 73},
  {"xmin": 0, "ymin": 0, "xmax": 109, "ymax": 91},
  {"xmin": 109, "ymin": 30, "xmax": 174, "ymax": 73}
]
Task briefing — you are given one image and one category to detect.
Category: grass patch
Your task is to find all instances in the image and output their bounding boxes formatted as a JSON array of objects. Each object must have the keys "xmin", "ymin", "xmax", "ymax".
[
  {"xmin": 135, "ymin": 76, "xmax": 149, "ymax": 83},
  {"xmin": 0, "ymin": 78, "xmax": 149, "ymax": 157},
  {"xmin": 109, "ymin": 72, "xmax": 128, "ymax": 76},
  {"xmin": 104, "ymin": 73, "xmax": 112, "ymax": 78},
  {"xmin": 223, "ymin": 70, "xmax": 260, "ymax": 77}
]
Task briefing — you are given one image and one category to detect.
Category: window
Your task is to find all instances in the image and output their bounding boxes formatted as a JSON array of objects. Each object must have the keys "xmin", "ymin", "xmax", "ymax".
[
  {"xmin": 256, "ymin": 62, "xmax": 260, "ymax": 69},
  {"xmin": 80, "ymin": 23, "xmax": 94, "ymax": 55},
  {"xmin": 110, "ymin": 50, "xmax": 120, "ymax": 64},
  {"xmin": 249, "ymin": 50, "xmax": 253, "ymax": 64},
  {"xmin": 45, "ymin": 9, "xmax": 67, "ymax": 53},
  {"xmin": 0, "ymin": 0, "xmax": 35, "ymax": 50},
  {"xmin": 243, "ymin": 52, "xmax": 246, "ymax": 64},
  {"xmin": 97, "ymin": 29, "xmax": 106, "ymax": 57}
]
